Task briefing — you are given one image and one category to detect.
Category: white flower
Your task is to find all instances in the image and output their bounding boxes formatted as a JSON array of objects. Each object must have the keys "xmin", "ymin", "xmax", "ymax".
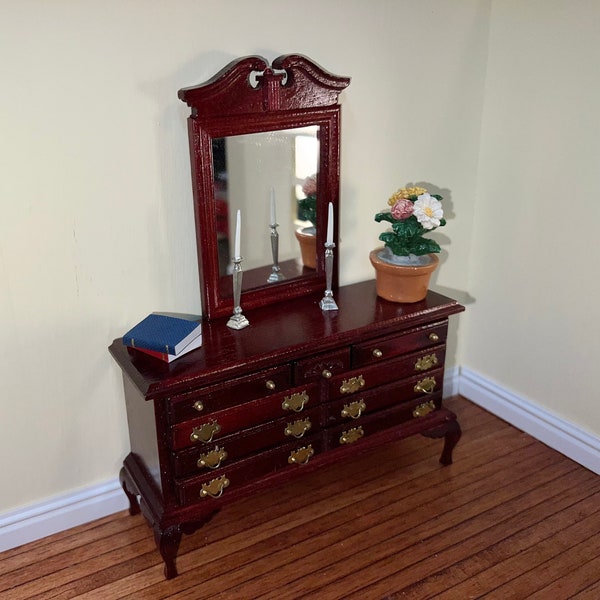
[{"xmin": 413, "ymin": 193, "xmax": 443, "ymax": 230}]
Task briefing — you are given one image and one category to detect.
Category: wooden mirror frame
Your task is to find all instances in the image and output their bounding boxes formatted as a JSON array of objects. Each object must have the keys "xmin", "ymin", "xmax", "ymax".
[{"xmin": 178, "ymin": 54, "xmax": 350, "ymax": 320}]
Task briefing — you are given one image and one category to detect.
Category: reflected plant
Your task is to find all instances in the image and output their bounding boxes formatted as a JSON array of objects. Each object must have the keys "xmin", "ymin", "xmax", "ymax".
[{"xmin": 298, "ymin": 174, "xmax": 317, "ymax": 226}]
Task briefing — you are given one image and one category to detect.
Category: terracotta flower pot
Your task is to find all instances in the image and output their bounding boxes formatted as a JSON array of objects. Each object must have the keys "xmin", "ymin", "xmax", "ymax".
[
  {"xmin": 295, "ymin": 227, "xmax": 317, "ymax": 269},
  {"xmin": 369, "ymin": 248, "xmax": 439, "ymax": 303}
]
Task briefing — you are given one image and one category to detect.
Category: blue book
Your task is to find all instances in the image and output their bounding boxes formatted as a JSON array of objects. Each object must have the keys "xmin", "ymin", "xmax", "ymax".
[{"xmin": 123, "ymin": 313, "xmax": 202, "ymax": 355}]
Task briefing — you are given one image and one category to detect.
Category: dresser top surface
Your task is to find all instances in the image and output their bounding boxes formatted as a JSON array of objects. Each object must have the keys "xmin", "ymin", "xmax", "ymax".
[{"xmin": 109, "ymin": 280, "xmax": 464, "ymax": 399}]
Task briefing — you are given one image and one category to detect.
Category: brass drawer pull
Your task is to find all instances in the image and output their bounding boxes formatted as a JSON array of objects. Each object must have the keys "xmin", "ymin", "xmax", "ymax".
[
  {"xmin": 193, "ymin": 400, "xmax": 204, "ymax": 412},
  {"xmin": 340, "ymin": 375, "xmax": 365, "ymax": 395},
  {"xmin": 414, "ymin": 353, "xmax": 438, "ymax": 372},
  {"xmin": 197, "ymin": 446, "xmax": 228, "ymax": 470},
  {"xmin": 190, "ymin": 420, "xmax": 221, "ymax": 444},
  {"xmin": 340, "ymin": 426, "xmax": 364, "ymax": 445},
  {"xmin": 288, "ymin": 444, "xmax": 314, "ymax": 465},
  {"xmin": 414, "ymin": 377, "xmax": 436, "ymax": 395},
  {"xmin": 341, "ymin": 399, "xmax": 366, "ymax": 420},
  {"xmin": 429, "ymin": 332, "xmax": 440, "ymax": 342},
  {"xmin": 413, "ymin": 399, "xmax": 436, "ymax": 418},
  {"xmin": 265, "ymin": 379, "xmax": 276, "ymax": 390},
  {"xmin": 285, "ymin": 417, "xmax": 312, "ymax": 438},
  {"xmin": 199, "ymin": 475, "xmax": 229, "ymax": 498},
  {"xmin": 322, "ymin": 369, "xmax": 332, "ymax": 379},
  {"xmin": 282, "ymin": 391, "xmax": 309, "ymax": 412},
  {"xmin": 372, "ymin": 348, "xmax": 383, "ymax": 358}
]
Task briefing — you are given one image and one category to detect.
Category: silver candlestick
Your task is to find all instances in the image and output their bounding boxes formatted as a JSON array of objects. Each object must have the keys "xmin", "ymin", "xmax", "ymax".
[
  {"xmin": 319, "ymin": 242, "xmax": 338, "ymax": 311},
  {"xmin": 267, "ymin": 223, "xmax": 285, "ymax": 283},
  {"xmin": 227, "ymin": 257, "xmax": 250, "ymax": 329}
]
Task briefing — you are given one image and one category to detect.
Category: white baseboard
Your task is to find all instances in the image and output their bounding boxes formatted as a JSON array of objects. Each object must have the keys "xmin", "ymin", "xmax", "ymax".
[
  {"xmin": 443, "ymin": 366, "xmax": 461, "ymax": 398},
  {"xmin": 459, "ymin": 366, "xmax": 600, "ymax": 476},
  {"xmin": 2, "ymin": 365, "xmax": 598, "ymax": 553},
  {"xmin": 0, "ymin": 479, "xmax": 128, "ymax": 553}
]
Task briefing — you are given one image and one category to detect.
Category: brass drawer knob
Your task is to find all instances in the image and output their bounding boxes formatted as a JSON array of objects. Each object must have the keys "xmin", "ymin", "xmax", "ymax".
[
  {"xmin": 288, "ymin": 444, "xmax": 314, "ymax": 465},
  {"xmin": 340, "ymin": 426, "xmax": 364, "ymax": 445},
  {"xmin": 340, "ymin": 375, "xmax": 365, "ymax": 395},
  {"xmin": 190, "ymin": 420, "xmax": 221, "ymax": 444},
  {"xmin": 199, "ymin": 475, "xmax": 229, "ymax": 499},
  {"xmin": 413, "ymin": 399, "xmax": 436, "ymax": 418},
  {"xmin": 265, "ymin": 379, "xmax": 276, "ymax": 390},
  {"xmin": 372, "ymin": 348, "xmax": 383, "ymax": 358},
  {"xmin": 193, "ymin": 400, "xmax": 204, "ymax": 412},
  {"xmin": 414, "ymin": 377, "xmax": 436, "ymax": 395},
  {"xmin": 341, "ymin": 399, "xmax": 366, "ymax": 420},
  {"xmin": 284, "ymin": 417, "xmax": 312, "ymax": 439},
  {"xmin": 282, "ymin": 391, "xmax": 309, "ymax": 412},
  {"xmin": 197, "ymin": 446, "xmax": 228, "ymax": 470},
  {"xmin": 322, "ymin": 369, "xmax": 332, "ymax": 379},
  {"xmin": 414, "ymin": 353, "xmax": 438, "ymax": 372},
  {"xmin": 429, "ymin": 332, "xmax": 440, "ymax": 342}
]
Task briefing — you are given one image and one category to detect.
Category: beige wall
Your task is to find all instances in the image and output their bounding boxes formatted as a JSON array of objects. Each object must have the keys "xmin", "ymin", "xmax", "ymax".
[
  {"xmin": 7, "ymin": 0, "xmax": 577, "ymax": 516},
  {"xmin": 462, "ymin": 0, "xmax": 600, "ymax": 437}
]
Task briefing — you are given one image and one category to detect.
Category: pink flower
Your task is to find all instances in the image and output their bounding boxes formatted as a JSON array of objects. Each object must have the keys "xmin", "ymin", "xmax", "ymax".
[
  {"xmin": 391, "ymin": 198, "xmax": 414, "ymax": 220},
  {"xmin": 302, "ymin": 174, "xmax": 317, "ymax": 196}
]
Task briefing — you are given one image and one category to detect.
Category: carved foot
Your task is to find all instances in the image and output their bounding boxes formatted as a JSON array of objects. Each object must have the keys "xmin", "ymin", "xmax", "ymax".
[
  {"xmin": 422, "ymin": 417, "xmax": 462, "ymax": 465},
  {"xmin": 154, "ymin": 525, "xmax": 182, "ymax": 580},
  {"xmin": 119, "ymin": 467, "xmax": 141, "ymax": 516}
]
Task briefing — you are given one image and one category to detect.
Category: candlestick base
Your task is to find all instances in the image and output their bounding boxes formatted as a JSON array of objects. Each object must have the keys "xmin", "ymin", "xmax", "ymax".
[
  {"xmin": 319, "ymin": 291, "xmax": 338, "ymax": 311},
  {"xmin": 227, "ymin": 309, "xmax": 250, "ymax": 330},
  {"xmin": 267, "ymin": 266, "xmax": 285, "ymax": 283}
]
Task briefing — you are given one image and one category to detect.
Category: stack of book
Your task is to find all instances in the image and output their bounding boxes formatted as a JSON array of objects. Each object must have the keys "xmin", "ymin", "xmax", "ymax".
[{"xmin": 122, "ymin": 312, "xmax": 202, "ymax": 363}]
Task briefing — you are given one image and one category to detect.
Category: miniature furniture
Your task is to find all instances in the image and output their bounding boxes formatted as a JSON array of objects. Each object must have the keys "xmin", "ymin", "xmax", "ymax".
[{"xmin": 109, "ymin": 55, "xmax": 464, "ymax": 579}]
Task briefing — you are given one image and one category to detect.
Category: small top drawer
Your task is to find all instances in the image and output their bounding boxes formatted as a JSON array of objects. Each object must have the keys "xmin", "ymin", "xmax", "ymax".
[
  {"xmin": 294, "ymin": 348, "xmax": 351, "ymax": 383},
  {"xmin": 352, "ymin": 320, "xmax": 448, "ymax": 368},
  {"xmin": 168, "ymin": 364, "xmax": 292, "ymax": 423}
]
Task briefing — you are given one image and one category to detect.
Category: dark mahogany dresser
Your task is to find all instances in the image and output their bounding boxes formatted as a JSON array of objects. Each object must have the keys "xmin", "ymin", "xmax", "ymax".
[{"xmin": 109, "ymin": 281, "xmax": 464, "ymax": 578}]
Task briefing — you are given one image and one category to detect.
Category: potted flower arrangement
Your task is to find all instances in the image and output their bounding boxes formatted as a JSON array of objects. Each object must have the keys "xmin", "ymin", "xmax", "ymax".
[
  {"xmin": 295, "ymin": 174, "xmax": 318, "ymax": 269},
  {"xmin": 370, "ymin": 184, "xmax": 446, "ymax": 302}
]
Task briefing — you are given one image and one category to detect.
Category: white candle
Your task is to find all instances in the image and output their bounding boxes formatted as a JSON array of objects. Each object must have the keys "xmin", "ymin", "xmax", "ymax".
[
  {"xmin": 270, "ymin": 187, "xmax": 276, "ymax": 226},
  {"xmin": 326, "ymin": 202, "xmax": 334, "ymax": 244},
  {"xmin": 234, "ymin": 209, "xmax": 241, "ymax": 258}
]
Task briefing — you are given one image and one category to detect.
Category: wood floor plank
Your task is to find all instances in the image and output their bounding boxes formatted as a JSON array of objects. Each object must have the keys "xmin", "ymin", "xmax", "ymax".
[
  {"xmin": 74, "ymin": 413, "xmax": 524, "ymax": 599},
  {"xmin": 248, "ymin": 457, "xmax": 585, "ymax": 600},
  {"xmin": 490, "ymin": 533, "xmax": 600, "ymax": 598},
  {"xmin": 1, "ymin": 397, "xmax": 598, "ymax": 600},
  {"xmin": 376, "ymin": 486, "xmax": 600, "ymax": 598},
  {"xmin": 193, "ymin": 442, "xmax": 564, "ymax": 597},
  {"xmin": 118, "ymin": 426, "xmax": 539, "ymax": 599}
]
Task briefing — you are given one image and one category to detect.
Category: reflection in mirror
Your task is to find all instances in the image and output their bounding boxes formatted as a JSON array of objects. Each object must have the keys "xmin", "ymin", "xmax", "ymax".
[{"xmin": 212, "ymin": 126, "xmax": 319, "ymax": 290}]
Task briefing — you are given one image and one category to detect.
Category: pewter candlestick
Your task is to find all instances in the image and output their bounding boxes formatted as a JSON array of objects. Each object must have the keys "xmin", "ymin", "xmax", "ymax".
[
  {"xmin": 227, "ymin": 256, "xmax": 250, "ymax": 329},
  {"xmin": 319, "ymin": 241, "xmax": 338, "ymax": 311},
  {"xmin": 267, "ymin": 223, "xmax": 285, "ymax": 283}
]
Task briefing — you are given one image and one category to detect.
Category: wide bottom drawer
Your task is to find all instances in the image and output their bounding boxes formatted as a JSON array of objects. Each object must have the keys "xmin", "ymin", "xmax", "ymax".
[
  {"xmin": 327, "ymin": 394, "xmax": 442, "ymax": 450},
  {"xmin": 175, "ymin": 435, "xmax": 323, "ymax": 505}
]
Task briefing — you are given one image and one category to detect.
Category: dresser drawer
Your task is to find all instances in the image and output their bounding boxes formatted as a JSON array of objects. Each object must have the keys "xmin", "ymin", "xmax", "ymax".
[
  {"xmin": 175, "ymin": 435, "xmax": 323, "ymax": 505},
  {"xmin": 170, "ymin": 383, "xmax": 319, "ymax": 451},
  {"xmin": 172, "ymin": 406, "xmax": 322, "ymax": 478},
  {"xmin": 168, "ymin": 364, "xmax": 292, "ymax": 423},
  {"xmin": 328, "ymin": 346, "xmax": 446, "ymax": 401},
  {"xmin": 352, "ymin": 320, "xmax": 448, "ymax": 368},
  {"xmin": 325, "ymin": 368, "xmax": 444, "ymax": 426},
  {"xmin": 294, "ymin": 348, "xmax": 351, "ymax": 383},
  {"xmin": 326, "ymin": 395, "xmax": 442, "ymax": 450}
]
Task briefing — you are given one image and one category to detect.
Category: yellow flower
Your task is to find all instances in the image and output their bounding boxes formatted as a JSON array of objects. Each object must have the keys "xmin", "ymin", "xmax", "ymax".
[{"xmin": 387, "ymin": 186, "xmax": 428, "ymax": 206}]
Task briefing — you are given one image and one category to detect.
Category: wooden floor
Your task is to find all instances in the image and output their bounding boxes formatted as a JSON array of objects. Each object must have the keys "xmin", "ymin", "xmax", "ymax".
[{"xmin": 2, "ymin": 396, "xmax": 599, "ymax": 599}]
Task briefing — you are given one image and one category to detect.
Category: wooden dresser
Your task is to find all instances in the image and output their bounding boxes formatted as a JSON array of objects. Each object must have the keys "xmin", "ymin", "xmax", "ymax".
[{"xmin": 109, "ymin": 280, "xmax": 464, "ymax": 578}]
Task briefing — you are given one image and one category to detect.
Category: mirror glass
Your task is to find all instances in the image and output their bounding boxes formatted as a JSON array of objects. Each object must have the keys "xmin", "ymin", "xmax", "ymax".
[{"xmin": 213, "ymin": 125, "xmax": 320, "ymax": 293}]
